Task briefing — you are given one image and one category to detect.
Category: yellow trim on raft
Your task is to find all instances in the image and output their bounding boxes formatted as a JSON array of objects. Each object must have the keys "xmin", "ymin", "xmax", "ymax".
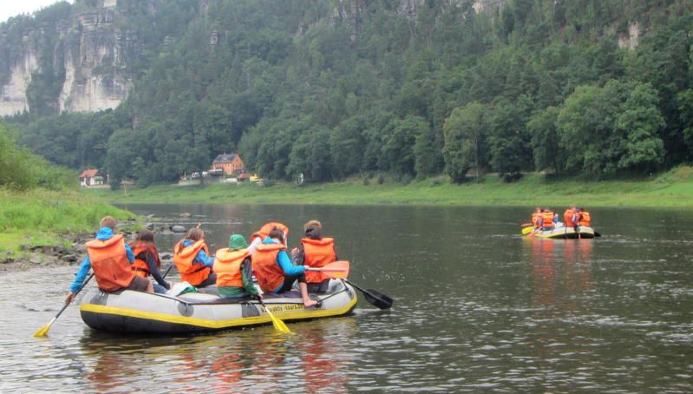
[{"xmin": 80, "ymin": 297, "xmax": 357, "ymax": 329}]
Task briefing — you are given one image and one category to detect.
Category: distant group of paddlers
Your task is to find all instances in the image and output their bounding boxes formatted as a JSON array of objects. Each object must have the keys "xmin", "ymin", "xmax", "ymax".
[
  {"xmin": 531, "ymin": 206, "xmax": 592, "ymax": 231},
  {"xmin": 65, "ymin": 217, "xmax": 339, "ymax": 308}
]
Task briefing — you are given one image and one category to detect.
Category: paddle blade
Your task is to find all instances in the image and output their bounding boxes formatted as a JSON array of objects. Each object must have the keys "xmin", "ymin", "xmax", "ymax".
[
  {"xmin": 320, "ymin": 260, "xmax": 350, "ymax": 279},
  {"xmin": 363, "ymin": 289, "xmax": 394, "ymax": 310},
  {"xmin": 522, "ymin": 226, "xmax": 535, "ymax": 235},
  {"xmin": 594, "ymin": 231, "xmax": 602, "ymax": 237},
  {"xmin": 33, "ymin": 323, "xmax": 52, "ymax": 338},
  {"xmin": 269, "ymin": 312, "xmax": 291, "ymax": 333}
]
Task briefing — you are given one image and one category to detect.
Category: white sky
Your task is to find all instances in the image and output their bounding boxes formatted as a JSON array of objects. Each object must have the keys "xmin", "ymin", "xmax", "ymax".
[{"xmin": 0, "ymin": 0, "xmax": 73, "ymax": 24}]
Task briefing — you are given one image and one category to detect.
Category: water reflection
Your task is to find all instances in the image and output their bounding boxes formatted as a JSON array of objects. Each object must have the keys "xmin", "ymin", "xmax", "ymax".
[
  {"xmin": 76, "ymin": 319, "xmax": 354, "ymax": 393},
  {"xmin": 526, "ymin": 239, "xmax": 594, "ymax": 308}
]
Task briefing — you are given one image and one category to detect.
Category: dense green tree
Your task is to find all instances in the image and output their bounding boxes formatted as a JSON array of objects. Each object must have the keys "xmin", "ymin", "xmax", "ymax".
[{"xmin": 443, "ymin": 102, "xmax": 490, "ymax": 183}]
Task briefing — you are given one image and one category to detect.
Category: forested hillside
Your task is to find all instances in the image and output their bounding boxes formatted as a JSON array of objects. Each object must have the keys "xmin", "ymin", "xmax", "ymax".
[{"xmin": 4, "ymin": 0, "xmax": 693, "ymax": 187}]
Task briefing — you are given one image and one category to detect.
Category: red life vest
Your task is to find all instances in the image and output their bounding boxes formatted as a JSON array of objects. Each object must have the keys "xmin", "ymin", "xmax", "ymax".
[
  {"xmin": 302, "ymin": 237, "xmax": 337, "ymax": 284},
  {"xmin": 564, "ymin": 209, "xmax": 576, "ymax": 227},
  {"xmin": 214, "ymin": 248, "xmax": 250, "ymax": 288},
  {"xmin": 173, "ymin": 240, "xmax": 211, "ymax": 286},
  {"xmin": 251, "ymin": 222, "xmax": 289, "ymax": 243},
  {"xmin": 129, "ymin": 241, "xmax": 161, "ymax": 278},
  {"xmin": 86, "ymin": 234, "xmax": 136, "ymax": 291},
  {"xmin": 542, "ymin": 211, "xmax": 554, "ymax": 229},
  {"xmin": 579, "ymin": 211, "xmax": 591, "ymax": 226},
  {"xmin": 252, "ymin": 243, "xmax": 286, "ymax": 292}
]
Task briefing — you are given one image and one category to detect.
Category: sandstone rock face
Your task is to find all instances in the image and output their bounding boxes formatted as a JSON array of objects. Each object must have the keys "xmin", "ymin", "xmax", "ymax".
[
  {"xmin": 0, "ymin": 0, "xmax": 137, "ymax": 116},
  {"xmin": 0, "ymin": 51, "xmax": 38, "ymax": 116}
]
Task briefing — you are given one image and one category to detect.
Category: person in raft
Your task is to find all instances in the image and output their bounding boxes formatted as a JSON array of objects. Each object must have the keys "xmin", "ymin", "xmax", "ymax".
[
  {"xmin": 173, "ymin": 227, "xmax": 216, "ymax": 288},
  {"xmin": 247, "ymin": 222, "xmax": 289, "ymax": 254},
  {"xmin": 65, "ymin": 216, "xmax": 153, "ymax": 304},
  {"xmin": 213, "ymin": 234, "xmax": 260, "ymax": 300},
  {"xmin": 291, "ymin": 220, "xmax": 338, "ymax": 294},
  {"xmin": 532, "ymin": 207, "xmax": 543, "ymax": 228},
  {"xmin": 129, "ymin": 229, "xmax": 171, "ymax": 294},
  {"xmin": 252, "ymin": 227, "xmax": 319, "ymax": 308}
]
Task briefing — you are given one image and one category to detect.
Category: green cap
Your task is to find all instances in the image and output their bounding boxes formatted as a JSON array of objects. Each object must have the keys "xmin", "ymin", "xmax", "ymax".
[{"xmin": 228, "ymin": 234, "xmax": 248, "ymax": 250}]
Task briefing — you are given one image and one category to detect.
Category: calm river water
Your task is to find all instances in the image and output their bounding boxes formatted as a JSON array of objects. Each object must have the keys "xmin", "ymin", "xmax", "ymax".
[{"xmin": 1, "ymin": 204, "xmax": 692, "ymax": 393}]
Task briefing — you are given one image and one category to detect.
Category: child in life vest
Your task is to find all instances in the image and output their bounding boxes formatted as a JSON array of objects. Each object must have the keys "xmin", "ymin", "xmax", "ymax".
[
  {"xmin": 65, "ymin": 216, "xmax": 153, "ymax": 304},
  {"xmin": 214, "ymin": 234, "xmax": 260, "ymax": 299},
  {"xmin": 252, "ymin": 228, "xmax": 319, "ymax": 308},
  {"xmin": 129, "ymin": 229, "xmax": 171, "ymax": 294},
  {"xmin": 292, "ymin": 220, "xmax": 338, "ymax": 294},
  {"xmin": 173, "ymin": 227, "xmax": 216, "ymax": 288}
]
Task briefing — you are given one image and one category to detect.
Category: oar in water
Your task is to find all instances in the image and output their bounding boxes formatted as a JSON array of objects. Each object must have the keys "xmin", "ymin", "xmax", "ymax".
[
  {"xmin": 305, "ymin": 261, "xmax": 393, "ymax": 310},
  {"xmin": 33, "ymin": 273, "xmax": 95, "ymax": 337},
  {"xmin": 343, "ymin": 279, "xmax": 394, "ymax": 310},
  {"xmin": 257, "ymin": 297, "xmax": 291, "ymax": 334}
]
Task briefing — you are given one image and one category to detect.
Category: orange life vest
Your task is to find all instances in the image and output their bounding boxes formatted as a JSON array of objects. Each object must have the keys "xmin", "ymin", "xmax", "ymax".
[
  {"xmin": 301, "ymin": 237, "xmax": 337, "ymax": 284},
  {"xmin": 173, "ymin": 240, "xmax": 211, "ymax": 286},
  {"xmin": 564, "ymin": 208, "xmax": 576, "ymax": 227},
  {"xmin": 532, "ymin": 213, "xmax": 542, "ymax": 228},
  {"xmin": 214, "ymin": 248, "xmax": 250, "ymax": 288},
  {"xmin": 579, "ymin": 211, "xmax": 591, "ymax": 226},
  {"xmin": 252, "ymin": 243, "xmax": 286, "ymax": 292},
  {"xmin": 129, "ymin": 241, "xmax": 161, "ymax": 278},
  {"xmin": 542, "ymin": 211, "xmax": 554, "ymax": 229},
  {"xmin": 86, "ymin": 234, "xmax": 136, "ymax": 292},
  {"xmin": 251, "ymin": 222, "xmax": 289, "ymax": 243}
]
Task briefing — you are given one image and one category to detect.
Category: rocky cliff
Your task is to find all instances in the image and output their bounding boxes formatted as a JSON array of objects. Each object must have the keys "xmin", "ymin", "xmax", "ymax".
[{"xmin": 0, "ymin": 0, "xmax": 136, "ymax": 116}]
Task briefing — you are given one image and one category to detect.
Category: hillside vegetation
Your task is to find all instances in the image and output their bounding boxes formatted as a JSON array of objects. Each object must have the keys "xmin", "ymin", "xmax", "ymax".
[
  {"xmin": 0, "ymin": 122, "xmax": 131, "ymax": 258},
  {"xmin": 4, "ymin": 0, "xmax": 693, "ymax": 187}
]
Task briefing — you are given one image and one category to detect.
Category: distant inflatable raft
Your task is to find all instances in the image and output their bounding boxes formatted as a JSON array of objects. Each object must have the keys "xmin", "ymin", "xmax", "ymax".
[
  {"xmin": 525, "ymin": 224, "xmax": 599, "ymax": 239},
  {"xmin": 79, "ymin": 280, "xmax": 357, "ymax": 334}
]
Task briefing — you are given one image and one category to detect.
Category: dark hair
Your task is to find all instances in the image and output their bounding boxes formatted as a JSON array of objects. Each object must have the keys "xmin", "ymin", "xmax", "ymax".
[
  {"xmin": 136, "ymin": 228, "xmax": 155, "ymax": 243},
  {"xmin": 268, "ymin": 227, "xmax": 284, "ymax": 241}
]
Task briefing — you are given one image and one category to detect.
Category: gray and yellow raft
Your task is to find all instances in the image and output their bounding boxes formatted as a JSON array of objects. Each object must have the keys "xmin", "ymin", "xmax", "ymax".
[
  {"xmin": 526, "ymin": 224, "xmax": 599, "ymax": 239},
  {"xmin": 79, "ymin": 280, "xmax": 357, "ymax": 334}
]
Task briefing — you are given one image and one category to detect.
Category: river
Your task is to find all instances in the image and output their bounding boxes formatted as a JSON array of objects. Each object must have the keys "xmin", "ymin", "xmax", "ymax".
[{"xmin": 1, "ymin": 204, "xmax": 692, "ymax": 393}]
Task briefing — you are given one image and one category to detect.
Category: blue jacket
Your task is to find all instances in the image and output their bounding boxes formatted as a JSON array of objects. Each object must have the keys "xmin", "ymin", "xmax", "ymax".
[
  {"xmin": 69, "ymin": 227, "xmax": 135, "ymax": 293},
  {"xmin": 182, "ymin": 239, "xmax": 215, "ymax": 267}
]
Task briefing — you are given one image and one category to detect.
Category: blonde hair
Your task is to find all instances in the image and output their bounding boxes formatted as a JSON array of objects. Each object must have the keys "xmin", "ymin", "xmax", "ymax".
[{"xmin": 99, "ymin": 216, "xmax": 117, "ymax": 230}]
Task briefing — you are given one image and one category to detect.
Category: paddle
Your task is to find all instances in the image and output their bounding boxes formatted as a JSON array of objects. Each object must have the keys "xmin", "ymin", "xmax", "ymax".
[
  {"xmin": 521, "ymin": 226, "xmax": 535, "ymax": 235},
  {"xmin": 33, "ymin": 273, "xmax": 95, "ymax": 337},
  {"xmin": 304, "ymin": 260, "xmax": 350, "ymax": 279},
  {"xmin": 342, "ymin": 279, "xmax": 393, "ymax": 310},
  {"xmin": 256, "ymin": 297, "xmax": 291, "ymax": 333}
]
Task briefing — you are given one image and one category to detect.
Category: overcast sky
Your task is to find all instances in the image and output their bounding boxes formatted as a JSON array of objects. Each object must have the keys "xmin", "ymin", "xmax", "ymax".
[{"xmin": 0, "ymin": 0, "xmax": 72, "ymax": 24}]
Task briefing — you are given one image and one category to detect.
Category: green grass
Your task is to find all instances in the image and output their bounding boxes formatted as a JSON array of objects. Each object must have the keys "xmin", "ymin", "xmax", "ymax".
[
  {"xmin": 88, "ymin": 166, "xmax": 693, "ymax": 209},
  {"xmin": 0, "ymin": 188, "xmax": 134, "ymax": 259}
]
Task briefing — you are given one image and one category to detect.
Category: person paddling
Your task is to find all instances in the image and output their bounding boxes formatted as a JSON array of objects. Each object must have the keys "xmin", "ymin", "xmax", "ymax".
[
  {"xmin": 65, "ymin": 216, "xmax": 153, "ymax": 304},
  {"xmin": 292, "ymin": 220, "xmax": 338, "ymax": 294},
  {"xmin": 173, "ymin": 227, "xmax": 216, "ymax": 288},
  {"xmin": 252, "ymin": 227, "xmax": 319, "ymax": 308},
  {"xmin": 247, "ymin": 222, "xmax": 289, "ymax": 254},
  {"xmin": 129, "ymin": 229, "xmax": 171, "ymax": 294},
  {"xmin": 214, "ymin": 234, "xmax": 260, "ymax": 300}
]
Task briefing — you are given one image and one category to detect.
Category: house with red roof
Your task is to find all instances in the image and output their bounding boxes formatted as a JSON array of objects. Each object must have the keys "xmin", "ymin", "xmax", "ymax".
[
  {"xmin": 212, "ymin": 153, "xmax": 245, "ymax": 175},
  {"xmin": 79, "ymin": 169, "xmax": 106, "ymax": 187}
]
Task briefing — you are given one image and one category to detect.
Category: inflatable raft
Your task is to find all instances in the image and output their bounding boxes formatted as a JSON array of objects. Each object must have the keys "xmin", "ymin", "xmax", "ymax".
[
  {"xmin": 525, "ymin": 223, "xmax": 599, "ymax": 239},
  {"xmin": 79, "ymin": 279, "xmax": 357, "ymax": 334}
]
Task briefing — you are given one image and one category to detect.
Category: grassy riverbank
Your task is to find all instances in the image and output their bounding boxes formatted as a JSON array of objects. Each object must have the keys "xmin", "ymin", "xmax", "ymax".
[
  {"xmin": 90, "ymin": 166, "xmax": 693, "ymax": 209},
  {"xmin": 0, "ymin": 188, "xmax": 133, "ymax": 259}
]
